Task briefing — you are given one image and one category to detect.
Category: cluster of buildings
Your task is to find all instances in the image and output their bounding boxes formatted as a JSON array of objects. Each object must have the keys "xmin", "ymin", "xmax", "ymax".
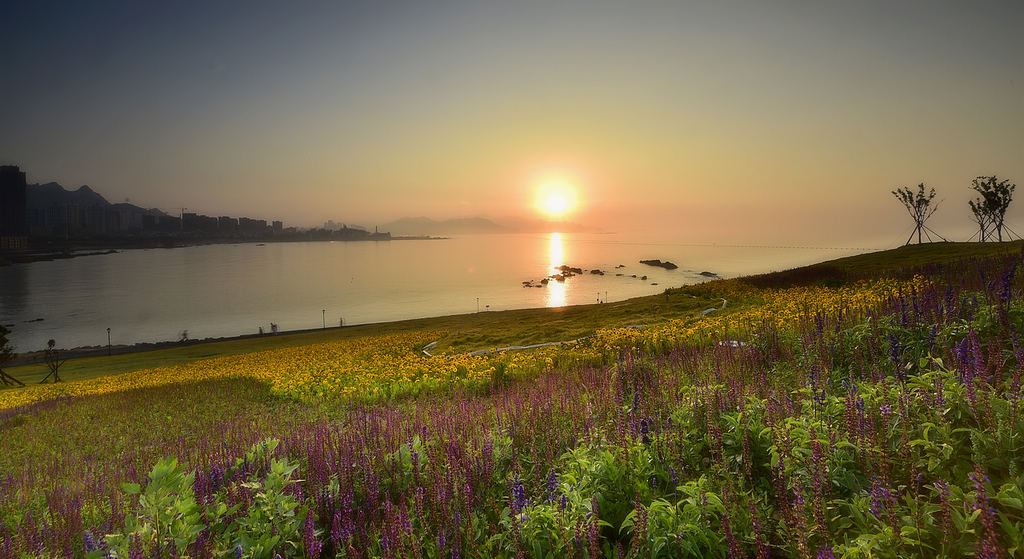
[
  {"xmin": 0, "ymin": 166, "xmax": 28, "ymax": 250},
  {"xmin": 0, "ymin": 165, "xmax": 292, "ymax": 249},
  {"xmin": 0, "ymin": 165, "xmax": 391, "ymax": 253},
  {"xmin": 146, "ymin": 213, "xmax": 285, "ymax": 237}
]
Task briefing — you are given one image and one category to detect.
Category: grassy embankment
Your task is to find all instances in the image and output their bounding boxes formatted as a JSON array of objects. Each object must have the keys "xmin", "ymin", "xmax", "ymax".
[{"xmin": 2, "ymin": 240, "xmax": 1023, "ymax": 559}]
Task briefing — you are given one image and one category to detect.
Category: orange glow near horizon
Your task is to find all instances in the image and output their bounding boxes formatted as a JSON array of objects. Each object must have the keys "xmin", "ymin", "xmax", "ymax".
[{"xmin": 534, "ymin": 180, "xmax": 579, "ymax": 220}]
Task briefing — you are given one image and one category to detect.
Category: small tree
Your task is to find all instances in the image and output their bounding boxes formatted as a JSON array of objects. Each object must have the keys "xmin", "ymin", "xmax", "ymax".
[
  {"xmin": 970, "ymin": 176, "xmax": 1016, "ymax": 242},
  {"xmin": 0, "ymin": 325, "xmax": 25, "ymax": 387},
  {"xmin": 39, "ymin": 339, "xmax": 66, "ymax": 384},
  {"xmin": 892, "ymin": 183, "xmax": 940, "ymax": 245},
  {"xmin": 969, "ymin": 196, "xmax": 991, "ymax": 242}
]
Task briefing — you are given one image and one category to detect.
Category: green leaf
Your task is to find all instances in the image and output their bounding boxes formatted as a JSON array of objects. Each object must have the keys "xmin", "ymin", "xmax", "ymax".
[{"xmin": 998, "ymin": 496, "xmax": 1024, "ymax": 510}]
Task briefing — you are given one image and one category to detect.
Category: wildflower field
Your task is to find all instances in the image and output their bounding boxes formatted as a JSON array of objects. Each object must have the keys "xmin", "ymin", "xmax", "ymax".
[{"xmin": 2, "ymin": 245, "xmax": 1024, "ymax": 558}]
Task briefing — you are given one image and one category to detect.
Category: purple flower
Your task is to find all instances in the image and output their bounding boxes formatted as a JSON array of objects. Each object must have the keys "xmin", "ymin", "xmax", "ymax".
[
  {"xmin": 935, "ymin": 479, "xmax": 952, "ymax": 546},
  {"xmin": 998, "ymin": 264, "xmax": 1017, "ymax": 303},
  {"xmin": 869, "ymin": 477, "xmax": 892, "ymax": 519},
  {"xmin": 970, "ymin": 466, "xmax": 1002, "ymax": 559},
  {"xmin": 888, "ymin": 334, "xmax": 903, "ymax": 364},
  {"xmin": 303, "ymin": 512, "xmax": 322, "ymax": 558},
  {"xmin": 510, "ymin": 475, "xmax": 527, "ymax": 514},
  {"xmin": 639, "ymin": 418, "xmax": 651, "ymax": 444},
  {"xmin": 82, "ymin": 531, "xmax": 98, "ymax": 554},
  {"xmin": 546, "ymin": 469, "xmax": 559, "ymax": 496}
]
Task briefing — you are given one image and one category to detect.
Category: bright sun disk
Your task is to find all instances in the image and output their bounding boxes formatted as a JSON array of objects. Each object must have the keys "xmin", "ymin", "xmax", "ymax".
[
  {"xmin": 545, "ymin": 194, "xmax": 569, "ymax": 216},
  {"xmin": 535, "ymin": 180, "xmax": 577, "ymax": 219}
]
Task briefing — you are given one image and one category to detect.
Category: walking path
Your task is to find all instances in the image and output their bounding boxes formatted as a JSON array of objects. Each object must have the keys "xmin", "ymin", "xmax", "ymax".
[{"xmin": 420, "ymin": 297, "xmax": 728, "ymax": 358}]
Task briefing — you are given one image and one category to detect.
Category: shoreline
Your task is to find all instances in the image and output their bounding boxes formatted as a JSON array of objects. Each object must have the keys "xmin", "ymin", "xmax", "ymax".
[
  {"xmin": 5, "ymin": 240, "xmax": 1023, "ymax": 371},
  {"xmin": 7, "ymin": 323, "xmax": 361, "ymax": 367},
  {"xmin": 0, "ymin": 235, "xmax": 447, "ymax": 266}
]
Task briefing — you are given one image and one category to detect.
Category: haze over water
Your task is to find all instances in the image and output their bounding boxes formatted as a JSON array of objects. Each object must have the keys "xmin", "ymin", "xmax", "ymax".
[{"xmin": 0, "ymin": 234, "xmax": 863, "ymax": 352}]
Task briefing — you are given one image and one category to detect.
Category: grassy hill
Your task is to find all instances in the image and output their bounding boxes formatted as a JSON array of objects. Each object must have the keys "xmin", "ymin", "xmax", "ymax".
[{"xmin": 3, "ymin": 239, "xmax": 1023, "ymax": 558}]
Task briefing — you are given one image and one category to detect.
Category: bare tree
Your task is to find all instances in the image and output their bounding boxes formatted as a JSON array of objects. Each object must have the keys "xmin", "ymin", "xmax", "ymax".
[
  {"xmin": 970, "ymin": 176, "xmax": 1016, "ymax": 242},
  {"xmin": 39, "ymin": 339, "xmax": 66, "ymax": 384},
  {"xmin": 0, "ymin": 325, "xmax": 25, "ymax": 387},
  {"xmin": 892, "ymin": 183, "xmax": 941, "ymax": 245}
]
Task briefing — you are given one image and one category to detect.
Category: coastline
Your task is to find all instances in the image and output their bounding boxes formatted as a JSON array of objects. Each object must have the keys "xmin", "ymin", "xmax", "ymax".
[
  {"xmin": 5, "ymin": 240, "xmax": 1023, "ymax": 374},
  {"xmin": 0, "ymin": 235, "xmax": 446, "ymax": 266},
  {"xmin": 7, "ymin": 322, "xmax": 357, "ymax": 367}
]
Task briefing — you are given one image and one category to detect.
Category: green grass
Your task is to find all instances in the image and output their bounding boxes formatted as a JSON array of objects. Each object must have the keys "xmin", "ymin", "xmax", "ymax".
[
  {"xmin": 742, "ymin": 240, "xmax": 1024, "ymax": 288},
  {"xmin": 820, "ymin": 240, "xmax": 1023, "ymax": 273}
]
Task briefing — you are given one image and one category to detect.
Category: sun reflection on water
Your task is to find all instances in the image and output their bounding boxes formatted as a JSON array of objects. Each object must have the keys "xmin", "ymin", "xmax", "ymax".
[{"xmin": 546, "ymin": 232, "xmax": 566, "ymax": 307}]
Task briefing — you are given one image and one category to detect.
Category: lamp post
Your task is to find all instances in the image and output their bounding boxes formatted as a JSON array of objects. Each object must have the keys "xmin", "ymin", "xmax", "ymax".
[
  {"xmin": 106, "ymin": 327, "xmax": 111, "ymax": 356},
  {"xmin": 322, "ymin": 309, "xmax": 326, "ymax": 329}
]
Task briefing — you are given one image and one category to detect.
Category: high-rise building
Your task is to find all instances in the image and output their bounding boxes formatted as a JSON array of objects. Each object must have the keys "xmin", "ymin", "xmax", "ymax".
[{"xmin": 0, "ymin": 165, "xmax": 28, "ymax": 250}]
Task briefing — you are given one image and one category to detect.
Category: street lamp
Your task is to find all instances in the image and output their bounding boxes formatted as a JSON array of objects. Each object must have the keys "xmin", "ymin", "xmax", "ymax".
[
  {"xmin": 322, "ymin": 309, "xmax": 326, "ymax": 329},
  {"xmin": 106, "ymin": 327, "xmax": 111, "ymax": 356}
]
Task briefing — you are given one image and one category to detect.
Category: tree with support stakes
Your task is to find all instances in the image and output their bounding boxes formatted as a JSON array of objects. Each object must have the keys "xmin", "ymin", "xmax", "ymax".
[
  {"xmin": 969, "ymin": 195, "xmax": 992, "ymax": 242},
  {"xmin": 0, "ymin": 325, "xmax": 25, "ymax": 387},
  {"xmin": 892, "ymin": 183, "xmax": 946, "ymax": 245},
  {"xmin": 970, "ymin": 175, "xmax": 1017, "ymax": 242},
  {"xmin": 39, "ymin": 339, "xmax": 67, "ymax": 384}
]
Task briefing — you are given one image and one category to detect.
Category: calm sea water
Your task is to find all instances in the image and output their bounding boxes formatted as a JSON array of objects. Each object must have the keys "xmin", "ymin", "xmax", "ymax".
[{"xmin": 0, "ymin": 233, "xmax": 867, "ymax": 351}]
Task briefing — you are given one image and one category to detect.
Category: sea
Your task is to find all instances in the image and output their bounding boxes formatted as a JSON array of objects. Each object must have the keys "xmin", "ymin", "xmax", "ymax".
[{"xmin": 0, "ymin": 233, "xmax": 871, "ymax": 352}]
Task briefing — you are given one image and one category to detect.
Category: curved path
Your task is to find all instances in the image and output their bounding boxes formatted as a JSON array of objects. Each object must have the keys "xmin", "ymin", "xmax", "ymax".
[{"xmin": 420, "ymin": 297, "xmax": 728, "ymax": 358}]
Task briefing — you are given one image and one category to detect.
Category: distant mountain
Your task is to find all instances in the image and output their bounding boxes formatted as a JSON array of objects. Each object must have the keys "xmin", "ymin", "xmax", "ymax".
[
  {"xmin": 28, "ymin": 183, "xmax": 108, "ymax": 209},
  {"xmin": 381, "ymin": 216, "xmax": 509, "ymax": 236},
  {"xmin": 499, "ymin": 217, "xmax": 602, "ymax": 234},
  {"xmin": 381, "ymin": 215, "xmax": 602, "ymax": 235},
  {"xmin": 26, "ymin": 182, "xmax": 164, "ymax": 216}
]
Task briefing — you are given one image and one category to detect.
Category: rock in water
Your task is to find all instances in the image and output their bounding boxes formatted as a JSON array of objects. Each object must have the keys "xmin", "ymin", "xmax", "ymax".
[{"xmin": 639, "ymin": 259, "xmax": 678, "ymax": 270}]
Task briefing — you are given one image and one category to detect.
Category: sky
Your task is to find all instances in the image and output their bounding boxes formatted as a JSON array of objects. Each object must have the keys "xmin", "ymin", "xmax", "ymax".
[{"xmin": 2, "ymin": 0, "xmax": 1022, "ymax": 247}]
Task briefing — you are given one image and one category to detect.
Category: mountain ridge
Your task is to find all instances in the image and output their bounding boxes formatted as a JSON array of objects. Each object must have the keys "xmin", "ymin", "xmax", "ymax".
[
  {"xmin": 26, "ymin": 182, "xmax": 165, "ymax": 216},
  {"xmin": 381, "ymin": 215, "xmax": 600, "ymax": 235}
]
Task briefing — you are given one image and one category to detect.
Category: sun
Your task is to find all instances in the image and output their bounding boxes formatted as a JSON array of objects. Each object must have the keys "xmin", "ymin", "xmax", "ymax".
[
  {"xmin": 535, "ymin": 180, "xmax": 578, "ymax": 220},
  {"xmin": 544, "ymin": 193, "xmax": 569, "ymax": 216}
]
